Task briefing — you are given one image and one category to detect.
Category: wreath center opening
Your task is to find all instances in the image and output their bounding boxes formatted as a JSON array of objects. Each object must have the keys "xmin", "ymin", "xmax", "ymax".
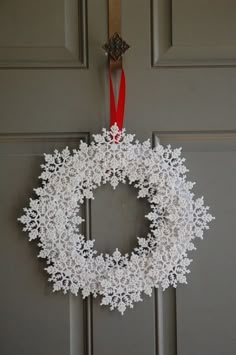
[{"xmin": 91, "ymin": 182, "xmax": 150, "ymax": 254}]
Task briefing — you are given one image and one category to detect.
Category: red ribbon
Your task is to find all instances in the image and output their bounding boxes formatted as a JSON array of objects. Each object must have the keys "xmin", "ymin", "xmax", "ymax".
[{"xmin": 109, "ymin": 69, "xmax": 126, "ymax": 130}]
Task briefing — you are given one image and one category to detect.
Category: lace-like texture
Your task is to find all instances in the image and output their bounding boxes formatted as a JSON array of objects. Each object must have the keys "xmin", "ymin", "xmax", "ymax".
[{"xmin": 18, "ymin": 124, "xmax": 214, "ymax": 314}]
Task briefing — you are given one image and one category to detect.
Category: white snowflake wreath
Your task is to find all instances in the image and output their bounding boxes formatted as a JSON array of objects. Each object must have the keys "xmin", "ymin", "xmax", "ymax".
[{"xmin": 18, "ymin": 124, "xmax": 214, "ymax": 314}]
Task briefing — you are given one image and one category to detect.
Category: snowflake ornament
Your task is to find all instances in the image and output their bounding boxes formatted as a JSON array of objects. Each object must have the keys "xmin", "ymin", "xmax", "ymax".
[{"xmin": 18, "ymin": 124, "xmax": 214, "ymax": 314}]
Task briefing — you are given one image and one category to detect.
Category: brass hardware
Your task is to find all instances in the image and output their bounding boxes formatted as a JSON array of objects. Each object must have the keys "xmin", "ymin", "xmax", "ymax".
[{"xmin": 103, "ymin": 32, "xmax": 130, "ymax": 61}]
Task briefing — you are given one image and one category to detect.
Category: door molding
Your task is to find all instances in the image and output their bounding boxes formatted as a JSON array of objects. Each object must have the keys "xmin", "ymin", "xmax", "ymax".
[
  {"xmin": 0, "ymin": 0, "xmax": 88, "ymax": 68},
  {"xmin": 151, "ymin": 0, "xmax": 236, "ymax": 67}
]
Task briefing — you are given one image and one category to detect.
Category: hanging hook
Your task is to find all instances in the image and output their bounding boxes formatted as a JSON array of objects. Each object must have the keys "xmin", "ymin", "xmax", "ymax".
[{"xmin": 102, "ymin": 0, "xmax": 130, "ymax": 70}]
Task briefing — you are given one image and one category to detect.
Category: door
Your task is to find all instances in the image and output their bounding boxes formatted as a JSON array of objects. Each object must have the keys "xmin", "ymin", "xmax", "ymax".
[{"xmin": 0, "ymin": 1, "xmax": 235, "ymax": 354}]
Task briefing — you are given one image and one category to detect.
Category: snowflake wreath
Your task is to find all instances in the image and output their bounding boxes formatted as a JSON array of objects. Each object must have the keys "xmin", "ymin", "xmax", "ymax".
[{"xmin": 18, "ymin": 124, "xmax": 214, "ymax": 314}]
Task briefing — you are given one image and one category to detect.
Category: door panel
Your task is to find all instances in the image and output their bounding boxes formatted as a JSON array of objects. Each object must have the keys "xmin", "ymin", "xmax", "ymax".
[
  {"xmin": 157, "ymin": 132, "xmax": 236, "ymax": 355},
  {"xmin": 152, "ymin": 0, "xmax": 236, "ymax": 66},
  {"xmin": 0, "ymin": 134, "xmax": 90, "ymax": 355},
  {"xmin": 0, "ymin": 0, "xmax": 87, "ymax": 67}
]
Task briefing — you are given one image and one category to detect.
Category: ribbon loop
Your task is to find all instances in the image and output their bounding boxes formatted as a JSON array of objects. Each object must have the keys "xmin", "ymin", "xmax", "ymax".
[{"xmin": 109, "ymin": 69, "xmax": 126, "ymax": 130}]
